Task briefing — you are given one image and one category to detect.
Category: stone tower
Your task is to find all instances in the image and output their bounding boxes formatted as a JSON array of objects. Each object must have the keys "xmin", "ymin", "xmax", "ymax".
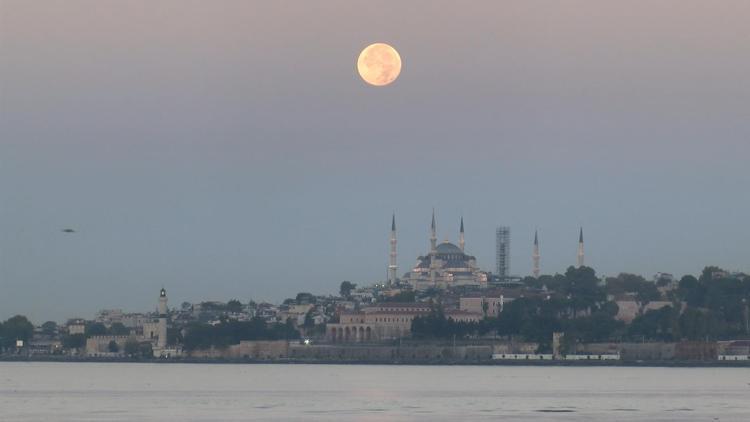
[
  {"xmin": 532, "ymin": 230, "xmax": 540, "ymax": 278},
  {"xmin": 388, "ymin": 213, "xmax": 398, "ymax": 284},
  {"xmin": 157, "ymin": 288, "xmax": 168, "ymax": 349},
  {"xmin": 577, "ymin": 227, "xmax": 585, "ymax": 268},
  {"xmin": 430, "ymin": 209, "xmax": 437, "ymax": 253},
  {"xmin": 429, "ymin": 210, "xmax": 438, "ymax": 286},
  {"xmin": 459, "ymin": 217, "xmax": 465, "ymax": 252}
]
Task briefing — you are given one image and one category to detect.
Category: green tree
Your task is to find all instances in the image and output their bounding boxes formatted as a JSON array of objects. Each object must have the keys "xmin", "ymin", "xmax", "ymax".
[
  {"xmin": 339, "ymin": 281, "xmax": 356, "ymax": 298},
  {"xmin": 182, "ymin": 317, "xmax": 301, "ymax": 351},
  {"xmin": 628, "ymin": 306, "xmax": 679, "ymax": 341},
  {"xmin": 41, "ymin": 321, "xmax": 58, "ymax": 336},
  {"xmin": 227, "ymin": 299, "xmax": 244, "ymax": 313},
  {"xmin": 295, "ymin": 292, "xmax": 316, "ymax": 304},
  {"xmin": 139, "ymin": 341, "xmax": 153, "ymax": 358},
  {"xmin": 303, "ymin": 310, "xmax": 315, "ymax": 328},
  {"xmin": 108, "ymin": 322, "xmax": 129, "ymax": 336},
  {"xmin": 0, "ymin": 315, "xmax": 34, "ymax": 348},
  {"xmin": 563, "ymin": 266, "xmax": 605, "ymax": 315},
  {"xmin": 679, "ymin": 308, "xmax": 723, "ymax": 341},
  {"xmin": 124, "ymin": 338, "xmax": 140, "ymax": 356},
  {"xmin": 62, "ymin": 334, "xmax": 86, "ymax": 350},
  {"xmin": 86, "ymin": 322, "xmax": 107, "ymax": 337},
  {"xmin": 382, "ymin": 290, "xmax": 416, "ymax": 303},
  {"xmin": 700, "ymin": 266, "xmax": 724, "ymax": 283},
  {"xmin": 107, "ymin": 340, "xmax": 119, "ymax": 353}
]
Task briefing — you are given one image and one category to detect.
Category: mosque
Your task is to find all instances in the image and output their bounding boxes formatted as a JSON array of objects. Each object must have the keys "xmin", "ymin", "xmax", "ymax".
[{"xmin": 390, "ymin": 212, "xmax": 489, "ymax": 290}]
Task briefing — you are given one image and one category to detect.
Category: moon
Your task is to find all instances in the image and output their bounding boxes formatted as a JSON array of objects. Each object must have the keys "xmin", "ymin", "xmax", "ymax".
[{"xmin": 357, "ymin": 43, "xmax": 402, "ymax": 86}]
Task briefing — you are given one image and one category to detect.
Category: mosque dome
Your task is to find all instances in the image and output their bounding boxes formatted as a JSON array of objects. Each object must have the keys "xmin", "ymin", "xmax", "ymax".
[{"xmin": 436, "ymin": 242, "xmax": 463, "ymax": 255}]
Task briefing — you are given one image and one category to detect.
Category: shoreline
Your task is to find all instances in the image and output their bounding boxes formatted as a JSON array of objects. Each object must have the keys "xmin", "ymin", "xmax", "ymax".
[{"xmin": 3, "ymin": 355, "xmax": 750, "ymax": 368}]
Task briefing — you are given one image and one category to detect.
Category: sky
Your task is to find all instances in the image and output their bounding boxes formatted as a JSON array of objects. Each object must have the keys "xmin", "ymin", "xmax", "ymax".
[{"xmin": 1, "ymin": 0, "xmax": 749, "ymax": 322}]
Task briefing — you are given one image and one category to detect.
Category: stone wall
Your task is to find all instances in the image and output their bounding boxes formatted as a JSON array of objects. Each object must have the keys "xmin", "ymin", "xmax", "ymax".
[
  {"xmin": 187, "ymin": 341, "xmax": 289, "ymax": 359},
  {"xmin": 289, "ymin": 344, "xmax": 493, "ymax": 362}
]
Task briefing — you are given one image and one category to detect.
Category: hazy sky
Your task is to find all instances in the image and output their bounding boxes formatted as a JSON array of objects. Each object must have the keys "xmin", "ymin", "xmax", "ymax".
[{"xmin": 2, "ymin": 1, "xmax": 749, "ymax": 322}]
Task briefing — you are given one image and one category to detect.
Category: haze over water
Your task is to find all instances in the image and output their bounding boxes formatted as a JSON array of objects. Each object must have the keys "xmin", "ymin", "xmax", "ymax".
[
  {"xmin": 2, "ymin": 1, "xmax": 750, "ymax": 322},
  {"xmin": 1, "ymin": 363, "xmax": 749, "ymax": 421}
]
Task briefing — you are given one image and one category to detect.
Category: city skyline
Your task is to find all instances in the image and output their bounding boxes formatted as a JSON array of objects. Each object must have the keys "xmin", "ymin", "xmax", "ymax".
[{"xmin": 2, "ymin": 1, "xmax": 750, "ymax": 322}]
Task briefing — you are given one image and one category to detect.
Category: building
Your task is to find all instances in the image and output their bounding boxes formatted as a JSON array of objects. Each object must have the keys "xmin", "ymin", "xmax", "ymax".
[
  {"xmin": 66, "ymin": 319, "xmax": 86, "ymax": 336},
  {"xmin": 614, "ymin": 299, "xmax": 673, "ymax": 323},
  {"xmin": 496, "ymin": 226, "xmax": 510, "ymax": 279},
  {"xmin": 327, "ymin": 302, "xmax": 481, "ymax": 343},
  {"xmin": 459, "ymin": 295, "xmax": 505, "ymax": 318},
  {"xmin": 85, "ymin": 335, "xmax": 130, "ymax": 356},
  {"xmin": 404, "ymin": 212, "xmax": 489, "ymax": 290}
]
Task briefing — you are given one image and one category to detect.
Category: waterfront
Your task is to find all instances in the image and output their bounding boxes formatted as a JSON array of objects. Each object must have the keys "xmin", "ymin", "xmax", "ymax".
[{"xmin": 1, "ymin": 363, "xmax": 749, "ymax": 421}]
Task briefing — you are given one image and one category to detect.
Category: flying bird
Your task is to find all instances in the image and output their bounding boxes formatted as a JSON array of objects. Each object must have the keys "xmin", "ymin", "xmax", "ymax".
[{"xmin": 61, "ymin": 229, "xmax": 76, "ymax": 233}]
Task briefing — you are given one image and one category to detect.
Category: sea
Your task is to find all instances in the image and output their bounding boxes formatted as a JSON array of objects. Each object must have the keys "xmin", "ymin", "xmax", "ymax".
[{"xmin": 1, "ymin": 362, "xmax": 749, "ymax": 421}]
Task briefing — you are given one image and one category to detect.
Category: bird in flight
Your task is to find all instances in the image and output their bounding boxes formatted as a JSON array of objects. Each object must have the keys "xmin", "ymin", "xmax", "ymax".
[{"xmin": 61, "ymin": 228, "xmax": 76, "ymax": 233}]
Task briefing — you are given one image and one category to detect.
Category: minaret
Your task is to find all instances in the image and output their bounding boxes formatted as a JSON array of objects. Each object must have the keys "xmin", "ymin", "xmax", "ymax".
[
  {"xmin": 577, "ymin": 227, "xmax": 585, "ymax": 268},
  {"xmin": 430, "ymin": 209, "xmax": 437, "ymax": 253},
  {"xmin": 532, "ymin": 230, "xmax": 540, "ymax": 278},
  {"xmin": 459, "ymin": 217, "xmax": 465, "ymax": 252},
  {"xmin": 430, "ymin": 210, "xmax": 438, "ymax": 286},
  {"xmin": 388, "ymin": 213, "xmax": 398, "ymax": 284},
  {"xmin": 157, "ymin": 288, "xmax": 168, "ymax": 349}
]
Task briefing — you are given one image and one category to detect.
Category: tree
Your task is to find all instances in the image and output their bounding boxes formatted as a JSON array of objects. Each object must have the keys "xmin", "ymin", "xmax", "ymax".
[
  {"xmin": 139, "ymin": 341, "xmax": 153, "ymax": 358},
  {"xmin": 124, "ymin": 338, "xmax": 140, "ymax": 356},
  {"xmin": 628, "ymin": 306, "xmax": 679, "ymax": 341},
  {"xmin": 63, "ymin": 334, "xmax": 86, "ymax": 350},
  {"xmin": 303, "ymin": 310, "xmax": 315, "ymax": 328},
  {"xmin": 339, "ymin": 281, "xmax": 356, "ymax": 298},
  {"xmin": 108, "ymin": 322, "xmax": 129, "ymax": 336},
  {"xmin": 107, "ymin": 340, "xmax": 119, "ymax": 353},
  {"xmin": 700, "ymin": 266, "xmax": 725, "ymax": 283},
  {"xmin": 679, "ymin": 308, "xmax": 723, "ymax": 341},
  {"xmin": 295, "ymin": 292, "xmax": 316, "ymax": 304},
  {"xmin": 606, "ymin": 273, "xmax": 662, "ymax": 305},
  {"xmin": 382, "ymin": 290, "xmax": 415, "ymax": 303},
  {"xmin": 182, "ymin": 317, "xmax": 301, "ymax": 351},
  {"xmin": 563, "ymin": 266, "xmax": 605, "ymax": 315},
  {"xmin": 0, "ymin": 315, "xmax": 34, "ymax": 348},
  {"xmin": 227, "ymin": 299, "xmax": 244, "ymax": 313},
  {"xmin": 86, "ymin": 322, "xmax": 107, "ymax": 337},
  {"xmin": 41, "ymin": 321, "xmax": 58, "ymax": 336},
  {"xmin": 600, "ymin": 301, "xmax": 620, "ymax": 318}
]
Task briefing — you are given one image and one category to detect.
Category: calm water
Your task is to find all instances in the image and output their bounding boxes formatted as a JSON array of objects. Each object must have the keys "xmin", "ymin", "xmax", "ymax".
[{"xmin": 1, "ymin": 362, "xmax": 749, "ymax": 421}]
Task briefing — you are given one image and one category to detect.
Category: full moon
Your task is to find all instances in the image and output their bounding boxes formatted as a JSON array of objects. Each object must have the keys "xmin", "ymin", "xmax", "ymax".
[{"xmin": 357, "ymin": 43, "xmax": 402, "ymax": 86}]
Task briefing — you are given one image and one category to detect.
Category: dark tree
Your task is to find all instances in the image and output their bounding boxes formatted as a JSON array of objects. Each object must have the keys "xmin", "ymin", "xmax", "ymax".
[
  {"xmin": 108, "ymin": 323, "xmax": 130, "ymax": 336},
  {"xmin": 182, "ymin": 317, "xmax": 300, "ymax": 350},
  {"xmin": 227, "ymin": 299, "xmax": 244, "ymax": 313},
  {"xmin": 0, "ymin": 315, "xmax": 35, "ymax": 348},
  {"xmin": 339, "ymin": 281, "xmax": 357, "ymax": 298},
  {"xmin": 86, "ymin": 322, "xmax": 107, "ymax": 337},
  {"xmin": 295, "ymin": 292, "xmax": 316, "ymax": 304},
  {"xmin": 62, "ymin": 334, "xmax": 86, "ymax": 350},
  {"xmin": 41, "ymin": 321, "xmax": 58, "ymax": 336},
  {"xmin": 124, "ymin": 338, "xmax": 140, "ymax": 356},
  {"xmin": 382, "ymin": 291, "xmax": 416, "ymax": 303},
  {"xmin": 107, "ymin": 340, "xmax": 119, "ymax": 353}
]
